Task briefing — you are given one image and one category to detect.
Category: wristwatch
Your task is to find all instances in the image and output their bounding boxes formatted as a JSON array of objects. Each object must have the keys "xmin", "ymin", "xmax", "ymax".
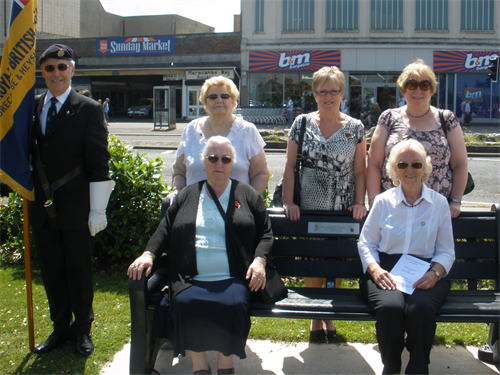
[
  {"xmin": 450, "ymin": 198, "xmax": 461, "ymax": 205},
  {"xmin": 429, "ymin": 269, "xmax": 441, "ymax": 280}
]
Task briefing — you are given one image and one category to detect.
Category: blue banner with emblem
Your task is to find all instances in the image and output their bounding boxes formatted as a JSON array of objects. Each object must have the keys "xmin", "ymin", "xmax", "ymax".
[{"xmin": 0, "ymin": 0, "xmax": 37, "ymax": 200}]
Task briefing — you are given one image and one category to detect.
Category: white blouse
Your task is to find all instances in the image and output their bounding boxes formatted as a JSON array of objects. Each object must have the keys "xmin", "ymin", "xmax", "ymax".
[
  {"xmin": 176, "ymin": 116, "xmax": 266, "ymax": 185},
  {"xmin": 358, "ymin": 183, "xmax": 455, "ymax": 275}
]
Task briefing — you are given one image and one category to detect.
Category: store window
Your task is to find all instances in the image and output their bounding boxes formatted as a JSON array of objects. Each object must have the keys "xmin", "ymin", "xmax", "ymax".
[
  {"xmin": 283, "ymin": 0, "xmax": 315, "ymax": 31},
  {"xmin": 248, "ymin": 72, "xmax": 314, "ymax": 111},
  {"xmin": 455, "ymin": 74, "xmax": 499, "ymax": 119},
  {"xmin": 255, "ymin": 0, "xmax": 265, "ymax": 32},
  {"xmin": 415, "ymin": 0, "xmax": 448, "ymax": 30},
  {"xmin": 326, "ymin": 0, "xmax": 359, "ymax": 31},
  {"xmin": 370, "ymin": 0, "xmax": 404, "ymax": 30},
  {"xmin": 461, "ymin": 0, "xmax": 494, "ymax": 31}
]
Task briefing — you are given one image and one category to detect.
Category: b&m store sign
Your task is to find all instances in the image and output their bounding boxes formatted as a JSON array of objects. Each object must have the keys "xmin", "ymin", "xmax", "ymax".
[
  {"xmin": 249, "ymin": 50, "xmax": 340, "ymax": 71},
  {"xmin": 434, "ymin": 51, "xmax": 499, "ymax": 73},
  {"xmin": 96, "ymin": 36, "xmax": 174, "ymax": 56}
]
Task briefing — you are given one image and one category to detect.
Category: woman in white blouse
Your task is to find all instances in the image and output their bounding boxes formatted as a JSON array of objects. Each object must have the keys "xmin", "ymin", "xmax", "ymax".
[
  {"xmin": 358, "ymin": 139, "xmax": 455, "ymax": 375},
  {"xmin": 169, "ymin": 76, "xmax": 270, "ymax": 203}
]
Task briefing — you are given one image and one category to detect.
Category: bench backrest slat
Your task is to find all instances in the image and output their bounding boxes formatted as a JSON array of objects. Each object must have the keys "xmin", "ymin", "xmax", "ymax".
[{"xmin": 268, "ymin": 208, "xmax": 499, "ymax": 292}]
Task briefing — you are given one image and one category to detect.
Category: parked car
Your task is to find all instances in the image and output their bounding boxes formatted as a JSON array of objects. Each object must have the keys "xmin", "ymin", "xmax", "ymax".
[{"xmin": 127, "ymin": 98, "xmax": 153, "ymax": 118}]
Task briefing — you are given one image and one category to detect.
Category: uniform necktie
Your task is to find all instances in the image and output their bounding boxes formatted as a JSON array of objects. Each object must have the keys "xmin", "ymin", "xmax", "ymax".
[{"xmin": 45, "ymin": 97, "xmax": 59, "ymax": 135}]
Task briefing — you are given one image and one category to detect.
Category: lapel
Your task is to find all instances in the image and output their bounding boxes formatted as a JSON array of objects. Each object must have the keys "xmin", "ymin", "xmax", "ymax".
[
  {"xmin": 43, "ymin": 89, "xmax": 78, "ymax": 140},
  {"xmin": 35, "ymin": 93, "xmax": 46, "ymax": 138}
]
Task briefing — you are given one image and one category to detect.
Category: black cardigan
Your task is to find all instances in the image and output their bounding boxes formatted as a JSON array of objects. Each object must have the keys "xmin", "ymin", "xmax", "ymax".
[{"xmin": 145, "ymin": 179, "xmax": 274, "ymax": 300}]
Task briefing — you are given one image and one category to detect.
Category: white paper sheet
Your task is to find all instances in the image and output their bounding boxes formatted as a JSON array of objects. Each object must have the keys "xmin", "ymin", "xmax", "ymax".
[{"xmin": 390, "ymin": 254, "xmax": 430, "ymax": 294}]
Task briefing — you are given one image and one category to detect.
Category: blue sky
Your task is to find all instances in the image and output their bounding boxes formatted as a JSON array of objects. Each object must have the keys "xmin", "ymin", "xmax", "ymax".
[{"xmin": 99, "ymin": 0, "xmax": 241, "ymax": 33}]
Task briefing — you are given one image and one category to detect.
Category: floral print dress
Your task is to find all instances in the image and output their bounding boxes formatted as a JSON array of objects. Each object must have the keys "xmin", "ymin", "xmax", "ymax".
[
  {"xmin": 379, "ymin": 108, "xmax": 460, "ymax": 198},
  {"xmin": 289, "ymin": 114, "xmax": 365, "ymax": 211}
]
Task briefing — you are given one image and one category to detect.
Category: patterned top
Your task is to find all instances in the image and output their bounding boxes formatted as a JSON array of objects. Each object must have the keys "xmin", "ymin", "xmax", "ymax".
[
  {"xmin": 379, "ymin": 108, "xmax": 460, "ymax": 198},
  {"xmin": 289, "ymin": 114, "xmax": 365, "ymax": 211}
]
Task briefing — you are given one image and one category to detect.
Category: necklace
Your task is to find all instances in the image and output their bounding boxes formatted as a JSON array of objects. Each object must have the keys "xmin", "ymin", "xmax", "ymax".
[
  {"xmin": 402, "ymin": 198, "xmax": 424, "ymax": 208},
  {"xmin": 406, "ymin": 107, "xmax": 431, "ymax": 118},
  {"xmin": 207, "ymin": 118, "xmax": 232, "ymax": 136}
]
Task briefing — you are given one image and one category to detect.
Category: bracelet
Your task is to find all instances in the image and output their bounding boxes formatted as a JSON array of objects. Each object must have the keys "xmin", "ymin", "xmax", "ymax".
[
  {"xmin": 450, "ymin": 198, "xmax": 461, "ymax": 205},
  {"xmin": 368, "ymin": 198, "xmax": 375, "ymax": 203},
  {"xmin": 142, "ymin": 252, "xmax": 155, "ymax": 260},
  {"xmin": 355, "ymin": 201, "xmax": 364, "ymax": 205}
]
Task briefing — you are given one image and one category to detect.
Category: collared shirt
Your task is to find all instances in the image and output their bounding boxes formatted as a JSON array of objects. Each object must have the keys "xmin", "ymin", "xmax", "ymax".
[
  {"xmin": 358, "ymin": 183, "xmax": 455, "ymax": 275},
  {"xmin": 40, "ymin": 86, "xmax": 72, "ymax": 135}
]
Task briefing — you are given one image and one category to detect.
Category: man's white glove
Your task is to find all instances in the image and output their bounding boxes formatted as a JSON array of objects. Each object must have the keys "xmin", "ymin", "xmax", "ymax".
[{"xmin": 88, "ymin": 180, "xmax": 115, "ymax": 236}]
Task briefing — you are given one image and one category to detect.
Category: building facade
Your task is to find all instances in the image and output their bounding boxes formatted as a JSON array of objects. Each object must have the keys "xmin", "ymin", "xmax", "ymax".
[{"xmin": 240, "ymin": 0, "xmax": 500, "ymax": 123}]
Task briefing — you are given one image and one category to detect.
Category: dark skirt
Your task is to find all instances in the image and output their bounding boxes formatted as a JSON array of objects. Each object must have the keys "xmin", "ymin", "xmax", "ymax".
[{"xmin": 153, "ymin": 278, "xmax": 251, "ymax": 359}]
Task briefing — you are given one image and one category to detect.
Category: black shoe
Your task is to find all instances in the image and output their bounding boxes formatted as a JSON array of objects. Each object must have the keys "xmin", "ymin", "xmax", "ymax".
[
  {"xmin": 218, "ymin": 368, "xmax": 235, "ymax": 374},
  {"xmin": 76, "ymin": 335, "xmax": 95, "ymax": 357},
  {"xmin": 309, "ymin": 329, "xmax": 326, "ymax": 343},
  {"xmin": 32, "ymin": 334, "xmax": 68, "ymax": 354},
  {"xmin": 194, "ymin": 366, "xmax": 212, "ymax": 375}
]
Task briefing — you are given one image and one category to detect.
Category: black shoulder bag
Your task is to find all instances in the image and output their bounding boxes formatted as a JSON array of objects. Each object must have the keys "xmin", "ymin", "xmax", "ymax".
[
  {"xmin": 205, "ymin": 183, "xmax": 287, "ymax": 304},
  {"xmin": 273, "ymin": 115, "xmax": 307, "ymax": 207},
  {"xmin": 439, "ymin": 109, "xmax": 475, "ymax": 195}
]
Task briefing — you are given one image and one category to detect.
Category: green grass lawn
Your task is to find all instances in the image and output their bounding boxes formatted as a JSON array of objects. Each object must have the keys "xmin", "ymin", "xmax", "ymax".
[{"xmin": 0, "ymin": 265, "xmax": 491, "ymax": 374}]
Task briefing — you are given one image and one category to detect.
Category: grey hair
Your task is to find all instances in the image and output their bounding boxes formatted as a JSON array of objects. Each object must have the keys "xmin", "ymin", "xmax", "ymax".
[
  {"xmin": 386, "ymin": 139, "xmax": 432, "ymax": 186},
  {"xmin": 201, "ymin": 136, "xmax": 236, "ymax": 163}
]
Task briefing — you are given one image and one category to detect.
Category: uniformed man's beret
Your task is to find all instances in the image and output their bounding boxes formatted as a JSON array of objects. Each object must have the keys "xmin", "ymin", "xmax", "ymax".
[{"xmin": 39, "ymin": 44, "xmax": 74, "ymax": 64}]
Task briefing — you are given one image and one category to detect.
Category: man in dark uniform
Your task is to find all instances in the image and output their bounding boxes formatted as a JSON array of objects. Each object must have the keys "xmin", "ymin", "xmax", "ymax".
[{"xmin": 31, "ymin": 44, "xmax": 114, "ymax": 357}]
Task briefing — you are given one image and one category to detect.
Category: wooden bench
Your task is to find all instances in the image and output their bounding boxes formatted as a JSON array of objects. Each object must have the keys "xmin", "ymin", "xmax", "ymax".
[{"xmin": 128, "ymin": 205, "xmax": 500, "ymax": 374}]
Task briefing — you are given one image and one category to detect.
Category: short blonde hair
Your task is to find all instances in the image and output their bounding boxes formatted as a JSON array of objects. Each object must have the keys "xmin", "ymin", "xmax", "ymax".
[
  {"xmin": 201, "ymin": 136, "xmax": 237, "ymax": 163},
  {"xmin": 199, "ymin": 76, "xmax": 239, "ymax": 112},
  {"xmin": 397, "ymin": 59, "xmax": 438, "ymax": 96},
  {"xmin": 386, "ymin": 139, "xmax": 432, "ymax": 186},
  {"xmin": 312, "ymin": 66, "xmax": 345, "ymax": 93}
]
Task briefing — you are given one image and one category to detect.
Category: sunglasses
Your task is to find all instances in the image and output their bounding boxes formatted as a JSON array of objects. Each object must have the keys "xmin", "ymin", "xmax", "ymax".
[
  {"xmin": 43, "ymin": 63, "xmax": 71, "ymax": 72},
  {"xmin": 397, "ymin": 161, "xmax": 423, "ymax": 170},
  {"xmin": 206, "ymin": 155, "xmax": 232, "ymax": 164},
  {"xmin": 207, "ymin": 93, "xmax": 231, "ymax": 100},
  {"xmin": 315, "ymin": 89, "xmax": 341, "ymax": 96},
  {"xmin": 405, "ymin": 79, "xmax": 431, "ymax": 91}
]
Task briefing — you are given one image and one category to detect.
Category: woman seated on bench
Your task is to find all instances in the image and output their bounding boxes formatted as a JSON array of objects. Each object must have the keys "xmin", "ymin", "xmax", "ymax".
[
  {"xmin": 358, "ymin": 139, "xmax": 455, "ymax": 375},
  {"xmin": 127, "ymin": 136, "xmax": 273, "ymax": 375}
]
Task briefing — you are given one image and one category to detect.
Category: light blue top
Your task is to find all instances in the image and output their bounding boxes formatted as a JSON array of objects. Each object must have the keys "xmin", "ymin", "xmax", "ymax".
[{"xmin": 194, "ymin": 181, "xmax": 233, "ymax": 281}]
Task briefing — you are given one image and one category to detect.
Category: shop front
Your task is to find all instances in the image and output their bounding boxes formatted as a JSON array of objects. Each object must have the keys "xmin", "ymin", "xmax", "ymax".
[{"xmin": 434, "ymin": 51, "xmax": 500, "ymax": 122}]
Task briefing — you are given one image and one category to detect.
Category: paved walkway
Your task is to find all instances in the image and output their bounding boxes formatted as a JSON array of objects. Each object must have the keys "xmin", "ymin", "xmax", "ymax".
[{"xmin": 101, "ymin": 339, "xmax": 499, "ymax": 374}]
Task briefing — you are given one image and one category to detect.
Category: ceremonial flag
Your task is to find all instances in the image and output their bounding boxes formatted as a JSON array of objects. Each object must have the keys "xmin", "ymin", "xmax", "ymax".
[{"xmin": 0, "ymin": 0, "xmax": 38, "ymax": 200}]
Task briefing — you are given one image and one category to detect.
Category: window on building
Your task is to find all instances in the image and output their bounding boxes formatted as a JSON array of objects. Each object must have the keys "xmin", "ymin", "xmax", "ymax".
[
  {"xmin": 370, "ymin": 0, "xmax": 403, "ymax": 30},
  {"xmin": 415, "ymin": 0, "xmax": 448, "ymax": 30},
  {"xmin": 255, "ymin": 0, "xmax": 265, "ymax": 32},
  {"xmin": 326, "ymin": 0, "xmax": 359, "ymax": 31},
  {"xmin": 283, "ymin": 0, "xmax": 315, "ymax": 31},
  {"xmin": 461, "ymin": 0, "xmax": 494, "ymax": 31}
]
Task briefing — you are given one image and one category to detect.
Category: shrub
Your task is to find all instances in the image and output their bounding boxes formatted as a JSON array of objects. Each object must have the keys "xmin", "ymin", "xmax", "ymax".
[
  {"xmin": 94, "ymin": 136, "xmax": 170, "ymax": 267},
  {"xmin": 0, "ymin": 192, "xmax": 29, "ymax": 264}
]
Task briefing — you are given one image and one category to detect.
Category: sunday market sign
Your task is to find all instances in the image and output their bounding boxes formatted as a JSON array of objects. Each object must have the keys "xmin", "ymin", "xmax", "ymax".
[{"xmin": 96, "ymin": 36, "xmax": 174, "ymax": 56}]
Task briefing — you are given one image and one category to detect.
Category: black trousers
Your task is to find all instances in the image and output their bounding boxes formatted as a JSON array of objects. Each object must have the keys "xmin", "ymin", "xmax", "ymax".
[
  {"xmin": 360, "ymin": 254, "xmax": 450, "ymax": 375},
  {"xmin": 33, "ymin": 224, "xmax": 94, "ymax": 337}
]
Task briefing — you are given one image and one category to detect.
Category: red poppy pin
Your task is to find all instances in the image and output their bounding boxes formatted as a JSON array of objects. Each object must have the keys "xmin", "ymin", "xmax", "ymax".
[
  {"xmin": 345, "ymin": 133, "xmax": 352, "ymax": 140},
  {"xmin": 235, "ymin": 201, "xmax": 241, "ymax": 209}
]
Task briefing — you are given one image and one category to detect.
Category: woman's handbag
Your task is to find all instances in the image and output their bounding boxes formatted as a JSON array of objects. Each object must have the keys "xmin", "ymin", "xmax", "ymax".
[
  {"xmin": 439, "ymin": 110, "xmax": 475, "ymax": 195},
  {"xmin": 273, "ymin": 115, "xmax": 307, "ymax": 207},
  {"xmin": 206, "ymin": 183, "xmax": 288, "ymax": 303}
]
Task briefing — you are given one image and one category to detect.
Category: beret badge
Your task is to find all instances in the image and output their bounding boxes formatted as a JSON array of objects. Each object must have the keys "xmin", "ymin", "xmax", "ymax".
[{"xmin": 57, "ymin": 49, "xmax": 65, "ymax": 57}]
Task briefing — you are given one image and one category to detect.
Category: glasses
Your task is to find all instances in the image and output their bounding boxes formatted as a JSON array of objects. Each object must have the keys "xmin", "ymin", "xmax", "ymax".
[
  {"xmin": 405, "ymin": 79, "xmax": 431, "ymax": 91},
  {"xmin": 207, "ymin": 93, "xmax": 231, "ymax": 100},
  {"xmin": 315, "ymin": 89, "xmax": 341, "ymax": 96},
  {"xmin": 206, "ymin": 155, "xmax": 232, "ymax": 164},
  {"xmin": 397, "ymin": 161, "xmax": 423, "ymax": 170},
  {"xmin": 43, "ymin": 63, "xmax": 71, "ymax": 72}
]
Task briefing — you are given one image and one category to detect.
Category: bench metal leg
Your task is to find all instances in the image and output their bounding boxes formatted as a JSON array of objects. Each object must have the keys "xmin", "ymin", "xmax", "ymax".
[{"xmin": 477, "ymin": 322, "xmax": 499, "ymax": 368}]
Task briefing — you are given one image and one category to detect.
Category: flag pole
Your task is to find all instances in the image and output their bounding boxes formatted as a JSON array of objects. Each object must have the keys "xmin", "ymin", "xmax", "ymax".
[{"xmin": 23, "ymin": 198, "xmax": 35, "ymax": 351}]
